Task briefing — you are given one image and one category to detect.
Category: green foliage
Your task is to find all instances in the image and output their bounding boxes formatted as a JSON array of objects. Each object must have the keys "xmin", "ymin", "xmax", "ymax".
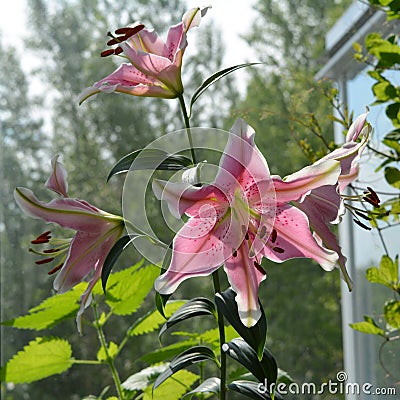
[
  {"xmin": 2, "ymin": 283, "xmax": 85, "ymax": 330},
  {"xmin": 369, "ymin": 0, "xmax": 400, "ymax": 20},
  {"xmin": 349, "ymin": 316, "xmax": 386, "ymax": 337},
  {"xmin": 1, "ymin": 337, "xmax": 73, "ymax": 384},
  {"xmin": 366, "ymin": 255, "xmax": 399, "ymax": 291},
  {"xmin": 105, "ymin": 263, "xmax": 160, "ymax": 315}
]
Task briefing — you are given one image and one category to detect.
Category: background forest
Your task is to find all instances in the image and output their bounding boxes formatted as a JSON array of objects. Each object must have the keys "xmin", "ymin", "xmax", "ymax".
[{"xmin": 1, "ymin": 0, "xmax": 357, "ymax": 399}]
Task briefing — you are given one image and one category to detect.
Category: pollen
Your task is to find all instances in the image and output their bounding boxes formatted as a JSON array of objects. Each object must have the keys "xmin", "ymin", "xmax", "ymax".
[{"xmin": 35, "ymin": 257, "xmax": 55, "ymax": 265}]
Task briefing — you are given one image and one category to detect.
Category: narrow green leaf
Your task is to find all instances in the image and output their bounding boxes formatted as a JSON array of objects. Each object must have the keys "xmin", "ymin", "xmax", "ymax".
[
  {"xmin": 215, "ymin": 288, "xmax": 267, "ymax": 359},
  {"xmin": 105, "ymin": 263, "xmax": 160, "ymax": 316},
  {"xmin": 222, "ymin": 338, "xmax": 277, "ymax": 385},
  {"xmin": 153, "ymin": 346, "xmax": 217, "ymax": 390},
  {"xmin": 182, "ymin": 377, "xmax": 220, "ymax": 398},
  {"xmin": 159, "ymin": 297, "xmax": 216, "ymax": 340},
  {"xmin": 102, "ymin": 235, "xmax": 133, "ymax": 293},
  {"xmin": 1, "ymin": 337, "xmax": 73, "ymax": 383},
  {"xmin": 228, "ymin": 380, "xmax": 274, "ymax": 399},
  {"xmin": 189, "ymin": 63, "xmax": 262, "ymax": 114},
  {"xmin": 128, "ymin": 301, "xmax": 186, "ymax": 336},
  {"xmin": 155, "ymin": 291, "xmax": 172, "ymax": 319},
  {"xmin": 107, "ymin": 149, "xmax": 192, "ymax": 181},
  {"xmin": 384, "ymin": 299, "xmax": 400, "ymax": 329},
  {"xmin": 349, "ymin": 316, "xmax": 385, "ymax": 336}
]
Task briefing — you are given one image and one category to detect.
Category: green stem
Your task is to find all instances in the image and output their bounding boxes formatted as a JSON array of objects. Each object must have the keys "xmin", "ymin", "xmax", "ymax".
[
  {"xmin": 212, "ymin": 270, "xmax": 227, "ymax": 400},
  {"xmin": 93, "ymin": 303, "xmax": 125, "ymax": 400},
  {"xmin": 178, "ymin": 94, "xmax": 197, "ymax": 165}
]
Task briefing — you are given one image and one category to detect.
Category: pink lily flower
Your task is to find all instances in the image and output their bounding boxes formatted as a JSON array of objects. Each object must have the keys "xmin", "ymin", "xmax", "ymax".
[
  {"xmin": 291, "ymin": 110, "xmax": 371, "ymax": 290},
  {"xmin": 153, "ymin": 119, "xmax": 341, "ymax": 327},
  {"xmin": 79, "ymin": 7, "xmax": 210, "ymax": 103},
  {"xmin": 14, "ymin": 155, "xmax": 125, "ymax": 331}
]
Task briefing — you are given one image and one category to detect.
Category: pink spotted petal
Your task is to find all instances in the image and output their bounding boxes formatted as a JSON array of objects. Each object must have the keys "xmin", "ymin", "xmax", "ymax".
[
  {"xmin": 128, "ymin": 28, "xmax": 168, "ymax": 57},
  {"xmin": 14, "ymin": 187, "xmax": 121, "ymax": 231},
  {"xmin": 152, "ymin": 179, "xmax": 227, "ymax": 218},
  {"xmin": 273, "ymin": 159, "xmax": 341, "ymax": 204},
  {"xmin": 297, "ymin": 185, "xmax": 344, "ymax": 225},
  {"xmin": 54, "ymin": 225, "xmax": 122, "ymax": 293},
  {"xmin": 346, "ymin": 109, "xmax": 369, "ymax": 142},
  {"xmin": 45, "ymin": 155, "xmax": 68, "ymax": 197},
  {"xmin": 164, "ymin": 23, "xmax": 186, "ymax": 61},
  {"xmin": 224, "ymin": 241, "xmax": 266, "ymax": 327},
  {"xmin": 155, "ymin": 206, "xmax": 242, "ymax": 293},
  {"xmin": 263, "ymin": 205, "xmax": 338, "ymax": 271}
]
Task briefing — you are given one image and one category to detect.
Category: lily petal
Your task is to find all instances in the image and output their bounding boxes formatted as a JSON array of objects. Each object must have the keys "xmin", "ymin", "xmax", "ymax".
[
  {"xmin": 14, "ymin": 187, "xmax": 121, "ymax": 231},
  {"xmin": 263, "ymin": 205, "xmax": 339, "ymax": 271},
  {"xmin": 45, "ymin": 155, "xmax": 68, "ymax": 197},
  {"xmin": 224, "ymin": 241, "xmax": 266, "ymax": 327},
  {"xmin": 273, "ymin": 159, "xmax": 341, "ymax": 203}
]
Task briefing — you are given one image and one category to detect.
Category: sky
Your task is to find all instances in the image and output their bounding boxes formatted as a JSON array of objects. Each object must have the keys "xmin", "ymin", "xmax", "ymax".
[{"xmin": 0, "ymin": 0, "xmax": 258, "ymax": 81}]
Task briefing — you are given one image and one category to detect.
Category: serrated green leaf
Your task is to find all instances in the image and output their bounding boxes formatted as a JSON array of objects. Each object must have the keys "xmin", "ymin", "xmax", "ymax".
[
  {"xmin": 122, "ymin": 363, "xmax": 169, "ymax": 391},
  {"xmin": 1, "ymin": 283, "xmax": 85, "ymax": 330},
  {"xmin": 128, "ymin": 301, "xmax": 186, "ymax": 336},
  {"xmin": 182, "ymin": 377, "xmax": 220, "ymax": 398},
  {"xmin": 102, "ymin": 235, "xmax": 133, "ymax": 293},
  {"xmin": 159, "ymin": 298, "xmax": 216, "ymax": 340},
  {"xmin": 153, "ymin": 346, "xmax": 217, "ymax": 390},
  {"xmin": 215, "ymin": 288, "xmax": 267, "ymax": 360},
  {"xmin": 1, "ymin": 337, "xmax": 73, "ymax": 383},
  {"xmin": 107, "ymin": 149, "xmax": 192, "ymax": 181},
  {"xmin": 349, "ymin": 317, "xmax": 385, "ymax": 336},
  {"xmin": 105, "ymin": 263, "xmax": 159, "ymax": 315},
  {"xmin": 143, "ymin": 369, "xmax": 198, "ymax": 400},
  {"xmin": 140, "ymin": 340, "xmax": 197, "ymax": 365},
  {"xmin": 385, "ymin": 166, "xmax": 400, "ymax": 189},
  {"xmin": 97, "ymin": 341, "xmax": 119, "ymax": 362},
  {"xmin": 384, "ymin": 299, "xmax": 400, "ymax": 329},
  {"xmin": 223, "ymin": 338, "xmax": 277, "ymax": 385}
]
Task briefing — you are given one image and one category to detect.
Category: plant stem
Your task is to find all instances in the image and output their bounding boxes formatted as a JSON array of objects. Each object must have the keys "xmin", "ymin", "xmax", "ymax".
[
  {"xmin": 178, "ymin": 94, "xmax": 197, "ymax": 165},
  {"xmin": 93, "ymin": 303, "xmax": 125, "ymax": 400},
  {"xmin": 212, "ymin": 270, "xmax": 227, "ymax": 400}
]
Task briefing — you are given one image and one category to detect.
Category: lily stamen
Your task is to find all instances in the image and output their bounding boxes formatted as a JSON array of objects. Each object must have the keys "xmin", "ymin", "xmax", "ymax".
[{"xmin": 35, "ymin": 257, "xmax": 55, "ymax": 265}]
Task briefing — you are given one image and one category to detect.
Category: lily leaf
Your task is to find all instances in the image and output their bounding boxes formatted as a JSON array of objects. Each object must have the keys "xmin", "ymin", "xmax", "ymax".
[
  {"xmin": 159, "ymin": 297, "xmax": 216, "ymax": 340},
  {"xmin": 102, "ymin": 235, "xmax": 133, "ymax": 293},
  {"xmin": 107, "ymin": 149, "xmax": 192, "ymax": 181},
  {"xmin": 152, "ymin": 346, "xmax": 217, "ymax": 390},
  {"xmin": 182, "ymin": 377, "xmax": 220, "ymax": 398},
  {"xmin": 1, "ymin": 337, "xmax": 73, "ymax": 383},
  {"xmin": 228, "ymin": 380, "xmax": 275, "ymax": 399},
  {"xmin": 222, "ymin": 338, "xmax": 277, "ymax": 385},
  {"xmin": 215, "ymin": 288, "xmax": 267, "ymax": 359},
  {"xmin": 189, "ymin": 63, "xmax": 261, "ymax": 115}
]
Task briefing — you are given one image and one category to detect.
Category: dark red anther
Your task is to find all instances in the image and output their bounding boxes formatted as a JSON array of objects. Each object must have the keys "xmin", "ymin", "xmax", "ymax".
[
  {"xmin": 253, "ymin": 261, "xmax": 266, "ymax": 275},
  {"xmin": 353, "ymin": 219, "xmax": 372, "ymax": 231},
  {"xmin": 31, "ymin": 238, "xmax": 50, "ymax": 244},
  {"xmin": 355, "ymin": 210, "xmax": 372, "ymax": 221},
  {"xmin": 107, "ymin": 37, "xmax": 122, "ymax": 46},
  {"xmin": 114, "ymin": 46, "xmax": 123, "ymax": 55},
  {"xmin": 363, "ymin": 195, "xmax": 379, "ymax": 208},
  {"xmin": 43, "ymin": 248, "xmax": 60, "ymax": 254},
  {"xmin": 270, "ymin": 229, "xmax": 277, "ymax": 243},
  {"xmin": 232, "ymin": 249, "xmax": 237, "ymax": 258},
  {"xmin": 272, "ymin": 246, "xmax": 285, "ymax": 253},
  {"xmin": 35, "ymin": 257, "xmax": 55, "ymax": 265},
  {"xmin": 37, "ymin": 231, "xmax": 51, "ymax": 239},
  {"xmin": 245, "ymin": 233, "xmax": 249, "ymax": 241},
  {"xmin": 48, "ymin": 263, "xmax": 63, "ymax": 275},
  {"xmin": 115, "ymin": 24, "xmax": 145, "ymax": 37},
  {"xmin": 366, "ymin": 186, "xmax": 380, "ymax": 204},
  {"xmin": 101, "ymin": 49, "xmax": 115, "ymax": 57}
]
